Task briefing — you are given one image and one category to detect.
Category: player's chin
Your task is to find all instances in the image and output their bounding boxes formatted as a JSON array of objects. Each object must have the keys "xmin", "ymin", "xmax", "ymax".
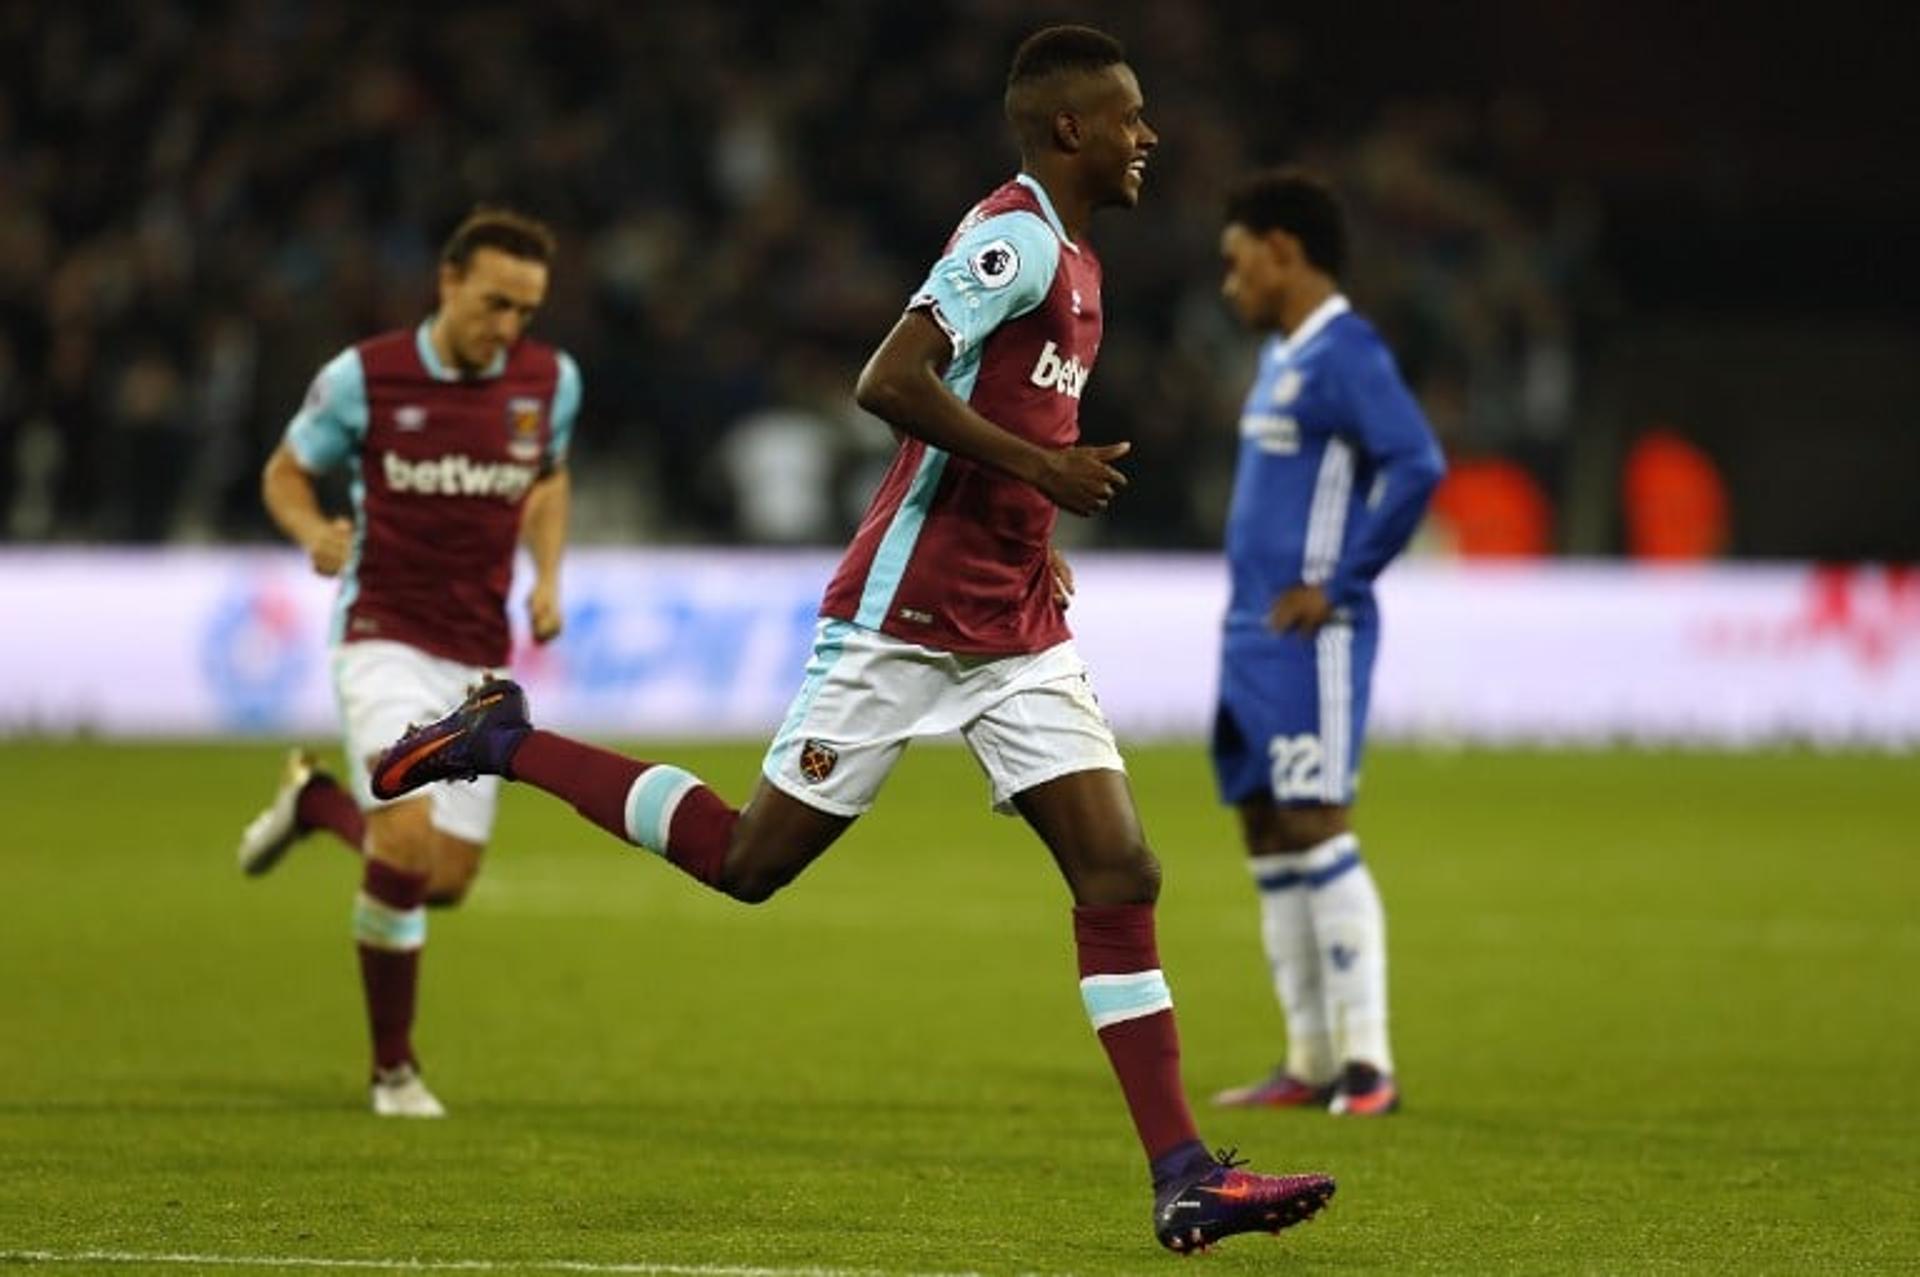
[{"xmin": 1109, "ymin": 173, "xmax": 1145, "ymax": 207}]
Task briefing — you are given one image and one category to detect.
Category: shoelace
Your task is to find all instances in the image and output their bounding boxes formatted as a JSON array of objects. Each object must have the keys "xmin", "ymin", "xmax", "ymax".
[{"xmin": 1213, "ymin": 1146, "xmax": 1247, "ymax": 1171}]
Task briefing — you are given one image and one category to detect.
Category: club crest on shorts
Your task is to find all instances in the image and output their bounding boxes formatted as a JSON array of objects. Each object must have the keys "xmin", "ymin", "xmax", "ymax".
[
  {"xmin": 798, "ymin": 738, "xmax": 839, "ymax": 784},
  {"xmin": 505, "ymin": 397, "xmax": 544, "ymax": 462}
]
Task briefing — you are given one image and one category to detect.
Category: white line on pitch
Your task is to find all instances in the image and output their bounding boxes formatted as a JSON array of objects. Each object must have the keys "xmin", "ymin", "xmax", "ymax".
[{"xmin": 0, "ymin": 1251, "xmax": 1020, "ymax": 1277}]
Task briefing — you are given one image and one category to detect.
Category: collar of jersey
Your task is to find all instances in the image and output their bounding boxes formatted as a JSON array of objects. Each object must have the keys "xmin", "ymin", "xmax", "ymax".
[
  {"xmin": 1276, "ymin": 294, "xmax": 1350, "ymax": 360},
  {"xmin": 1014, "ymin": 173, "xmax": 1079, "ymax": 254},
  {"xmin": 416, "ymin": 318, "xmax": 508, "ymax": 382}
]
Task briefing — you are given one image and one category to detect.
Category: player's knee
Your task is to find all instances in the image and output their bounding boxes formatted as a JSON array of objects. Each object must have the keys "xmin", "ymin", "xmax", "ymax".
[
  {"xmin": 366, "ymin": 824, "xmax": 435, "ymax": 874},
  {"xmin": 1076, "ymin": 839, "xmax": 1161, "ymax": 906},
  {"xmin": 1268, "ymin": 805, "xmax": 1349, "ymax": 851},
  {"xmin": 718, "ymin": 867, "xmax": 782, "ymax": 905},
  {"xmin": 1121, "ymin": 843, "xmax": 1163, "ymax": 904},
  {"xmin": 423, "ymin": 863, "xmax": 479, "ymax": 907},
  {"xmin": 715, "ymin": 854, "xmax": 789, "ymax": 905}
]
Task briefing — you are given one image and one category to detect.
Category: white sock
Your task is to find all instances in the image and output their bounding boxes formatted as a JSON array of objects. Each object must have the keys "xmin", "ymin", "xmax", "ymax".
[
  {"xmin": 1297, "ymin": 832, "xmax": 1393, "ymax": 1073},
  {"xmin": 1248, "ymin": 853, "xmax": 1336, "ymax": 1084}
]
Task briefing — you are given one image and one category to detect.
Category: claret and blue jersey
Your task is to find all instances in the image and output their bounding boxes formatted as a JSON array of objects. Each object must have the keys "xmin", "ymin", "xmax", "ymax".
[
  {"xmin": 285, "ymin": 321, "xmax": 582, "ymax": 668},
  {"xmin": 820, "ymin": 174, "xmax": 1104, "ymax": 655}
]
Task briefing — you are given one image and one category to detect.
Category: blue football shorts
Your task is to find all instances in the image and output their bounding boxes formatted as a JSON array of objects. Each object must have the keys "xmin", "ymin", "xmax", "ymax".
[{"xmin": 1211, "ymin": 621, "xmax": 1378, "ymax": 807}]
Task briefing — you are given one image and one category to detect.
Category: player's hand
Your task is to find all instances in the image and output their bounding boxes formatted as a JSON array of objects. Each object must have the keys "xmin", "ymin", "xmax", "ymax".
[
  {"xmin": 1269, "ymin": 583, "xmax": 1334, "ymax": 635},
  {"xmin": 303, "ymin": 517, "xmax": 353, "ymax": 577},
  {"xmin": 1035, "ymin": 441, "xmax": 1131, "ymax": 516},
  {"xmin": 1048, "ymin": 545, "xmax": 1075, "ymax": 609},
  {"xmin": 528, "ymin": 579, "xmax": 564, "ymax": 644}
]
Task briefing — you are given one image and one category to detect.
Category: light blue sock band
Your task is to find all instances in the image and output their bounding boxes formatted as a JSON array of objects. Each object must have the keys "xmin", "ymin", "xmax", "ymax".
[
  {"xmin": 1079, "ymin": 969, "xmax": 1173, "ymax": 1031},
  {"xmin": 353, "ymin": 894, "xmax": 426, "ymax": 951},
  {"xmin": 624, "ymin": 765, "xmax": 701, "ymax": 855}
]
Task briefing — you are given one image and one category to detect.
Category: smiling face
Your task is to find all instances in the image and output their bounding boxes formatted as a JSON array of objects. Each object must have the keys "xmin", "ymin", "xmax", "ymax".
[
  {"xmin": 435, "ymin": 247, "xmax": 549, "ymax": 373},
  {"xmin": 1073, "ymin": 63, "xmax": 1158, "ymax": 208}
]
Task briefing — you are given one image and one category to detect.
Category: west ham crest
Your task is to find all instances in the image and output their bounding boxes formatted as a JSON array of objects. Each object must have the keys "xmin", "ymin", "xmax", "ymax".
[
  {"xmin": 505, "ymin": 396, "xmax": 544, "ymax": 462},
  {"xmin": 798, "ymin": 739, "xmax": 839, "ymax": 784}
]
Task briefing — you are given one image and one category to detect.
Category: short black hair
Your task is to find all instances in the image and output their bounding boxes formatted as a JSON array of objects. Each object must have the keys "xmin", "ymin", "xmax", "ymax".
[
  {"xmin": 1007, "ymin": 25, "xmax": 1125, "ymax": 88},
  {"xmin": 440, "ymin": 206, "xmax": 557, "ymax": 271},
  {"xmin": 1225, "ymin": 168, "xmax": 1348, "ymax": 280},
  {"xmin": 1003, "ymin": 25, "xmax": 1126, "ymax": 152}
]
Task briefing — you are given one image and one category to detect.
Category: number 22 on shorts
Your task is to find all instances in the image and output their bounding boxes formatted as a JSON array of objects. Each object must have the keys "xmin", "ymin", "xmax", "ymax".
[{"xmin": 1266, "ymin": 733, "xmax": 1324, "ymax": 802}]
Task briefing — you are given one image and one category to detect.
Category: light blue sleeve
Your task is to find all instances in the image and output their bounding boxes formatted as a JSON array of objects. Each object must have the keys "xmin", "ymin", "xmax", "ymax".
[
  {"xmin": 908, "ymin": 211, "xmax": 1061, "ymax": 359},
  {"xmin": 547, "ymin": 351, "xmax": 582, "ymax": 469},
  {"xmin": 284, "ymin": 348, "xmax": 368, "ymax": 473}
]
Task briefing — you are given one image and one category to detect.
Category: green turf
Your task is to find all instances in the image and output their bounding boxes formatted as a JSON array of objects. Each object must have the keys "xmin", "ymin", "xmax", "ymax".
[{"xmin": 1, "ymin": 742, "xmax": 1915, "ymax": 1275}]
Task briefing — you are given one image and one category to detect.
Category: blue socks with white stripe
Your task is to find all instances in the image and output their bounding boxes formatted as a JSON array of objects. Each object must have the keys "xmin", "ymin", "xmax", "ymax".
[{"xmin": 1252, "ymin": 832, "xmax": 1393, "ymax": 1077}]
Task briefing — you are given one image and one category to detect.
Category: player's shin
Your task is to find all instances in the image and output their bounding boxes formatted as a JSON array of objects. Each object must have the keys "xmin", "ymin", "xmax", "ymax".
[
  {"xmin": 506, "ymin": 731, "xmax": 736, "ymax": 888},
  {"xmin": 298, "ymin": 773, "xmax": 366, "ymax": 854},
  {"xmin": 1250, "ymin": 853, "xmax": 1336, "ymax": 1084},
  {"xmin": 1073, "ymin": 903, "xmax": 1211, "ymax": 1186},
  {"xmin": 354, "ymin": 858, "xmax": 428, "ymax": 1072},
  {"xmin": 1299, "ymin": 833, "xmax": 1392, "ymax": 1071}
]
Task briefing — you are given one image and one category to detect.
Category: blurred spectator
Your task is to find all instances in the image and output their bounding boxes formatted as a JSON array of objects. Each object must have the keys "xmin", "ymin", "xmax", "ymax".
[
  {"xmin": 1428, "ymin": 457, "xmax": 1555, "ymax": 557},
  {"xmin": 1621, "ymin": 426, "xmax": 1730, "ymax": 560},
  {"xmin": 0, "ymin": 1, "xmax": 1597, "ymax": 549}
]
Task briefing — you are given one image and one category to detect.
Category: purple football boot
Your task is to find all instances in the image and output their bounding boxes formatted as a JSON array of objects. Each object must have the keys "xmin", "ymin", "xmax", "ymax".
[
  {"xmin": 370, "ymin": 677, "xmax": 530, "ymax": 799},
  {"xmin": 1154, "ymin": 1149, "xmax": 1336, "ymax": 1254}
]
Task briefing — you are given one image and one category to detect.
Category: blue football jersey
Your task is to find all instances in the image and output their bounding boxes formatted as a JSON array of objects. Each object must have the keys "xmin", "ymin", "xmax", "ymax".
[{"xmin": 1224, "ymin": 296, "xmax": 1444, "ymax": 643}]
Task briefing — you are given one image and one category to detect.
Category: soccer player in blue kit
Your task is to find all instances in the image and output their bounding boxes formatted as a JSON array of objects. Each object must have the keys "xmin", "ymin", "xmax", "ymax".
[{"xmin": 1207, "ymin": 170, "xmax": 1444, "ymax": 1117}]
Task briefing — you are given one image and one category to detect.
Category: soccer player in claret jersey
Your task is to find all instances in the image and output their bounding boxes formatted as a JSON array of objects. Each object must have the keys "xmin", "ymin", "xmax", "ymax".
[
  {"xmin": 234, "ymin": 207, "xmax": 582, "ymax": 1118},
  {"xmin": 1207, "ymin": 170, "xmax": 1444, "ymax": 1118},
  {"xmin": 370, "ymin": 27, "xmax": 1333, "ymax": 1254}
]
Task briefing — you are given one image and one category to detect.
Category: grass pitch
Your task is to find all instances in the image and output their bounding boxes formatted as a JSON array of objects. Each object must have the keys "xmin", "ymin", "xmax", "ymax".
[{"xmin": 1, "ymin": 741, "xmax": 1915, "ymax": 1275}]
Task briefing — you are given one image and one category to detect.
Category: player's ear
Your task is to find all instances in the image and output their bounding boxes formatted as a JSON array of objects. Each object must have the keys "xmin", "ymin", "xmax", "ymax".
[
  {"xmin": 1052, "ymin": 109, "xmax": 1084, "ymax": 154},
  {"xmin": 1265, "ymin": 229, "xmax": 1302, "ymax": 272}
]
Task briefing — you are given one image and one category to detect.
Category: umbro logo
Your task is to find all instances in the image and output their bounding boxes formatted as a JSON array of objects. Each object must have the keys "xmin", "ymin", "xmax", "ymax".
[
  {"xmin": 1329, "ymin": 943, "xmax": 1358, "ymax": 972},
  {"xmin": 395, "ymin": 405, "xmax": 428, "ymax": 431}
]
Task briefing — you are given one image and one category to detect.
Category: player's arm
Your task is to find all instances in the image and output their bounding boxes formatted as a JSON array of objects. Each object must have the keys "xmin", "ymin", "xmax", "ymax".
[
  {"xmin": 263, "ymin": 348, "xmax": 366, "ymax": 578},
  {"xmin": 1320, "ymin": 345, "xmax": 1447, "ymax": 607},
  {"xmin": 520, "ymin": 467, "xmax": 569, "ymax": 644},
  {"xmin": 262, "ymin": 445, "xmax": 351, "ymax": 577},
  {"xmin": 521, "ymin": 352, "xmax": 582, "ymax": 644},
  {"xmin": 856, "ymin": 210, "xmax": 1128, "ymax": 516},
  {"xmin": 855, "ymin": 315, "xmax": 1127, "ymax": 516}
]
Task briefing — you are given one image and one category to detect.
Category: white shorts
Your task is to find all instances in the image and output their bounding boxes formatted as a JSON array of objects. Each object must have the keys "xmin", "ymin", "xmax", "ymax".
[
  {"xmin": 762, "ymin": 620, "xmax": 1126, "ymax": 818},
  {"xmin": 330, "ymin": 639, "xmax": 501, "ymax": 844}
]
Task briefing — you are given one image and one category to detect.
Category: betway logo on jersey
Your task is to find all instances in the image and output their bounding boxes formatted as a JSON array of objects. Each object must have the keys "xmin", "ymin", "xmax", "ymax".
[
  {"xmin": 382, "ymin": 451, "xmax": 536, "ymax": 501},
  {"xmin": 1029, "ymin": 341, "xmax": 1090, "ymax": 399}
]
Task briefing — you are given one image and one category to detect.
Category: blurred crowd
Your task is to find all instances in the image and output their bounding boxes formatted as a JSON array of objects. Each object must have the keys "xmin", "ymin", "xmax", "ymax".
[{"xmin": 0, "ymin": 0, "xmax": 1621, "ymax": 551}]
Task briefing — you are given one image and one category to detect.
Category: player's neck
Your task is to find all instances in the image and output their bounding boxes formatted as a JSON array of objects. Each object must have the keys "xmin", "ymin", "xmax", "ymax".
[
  {"xmin": 1276, "ymin": 280, "xmax": 1338, "ymax": 339},
  {"xmin": 1020, "ymin": 164, "xmax": 1092, "ymax": 242},
  {"xmin": 426, "ymin": 314, "xmax": 470, "ymax": 377}
]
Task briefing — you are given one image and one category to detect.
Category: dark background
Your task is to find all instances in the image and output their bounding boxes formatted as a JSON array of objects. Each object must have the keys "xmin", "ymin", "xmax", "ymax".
[{"xmin": 1, "ymin": 0, "xmax": 1913, "ymax": 556}]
